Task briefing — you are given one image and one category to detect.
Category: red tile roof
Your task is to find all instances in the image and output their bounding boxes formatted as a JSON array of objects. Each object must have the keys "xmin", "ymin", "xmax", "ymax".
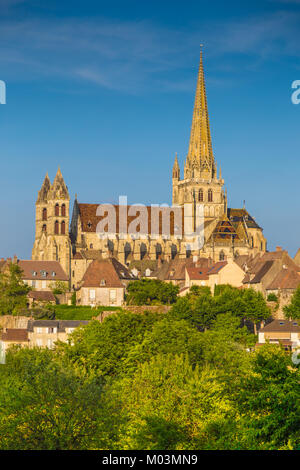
[
  {"xmin": 1, "ymin": 329, "xmax": 28, "ymax": 342},
  {"xmin": 77, "ymin": 203, "xmax": 184, "ymax": 236},
  {"xmin": 17, "ymin": 260, "xmax": 68, "ymax": 281},
  {"xmin": 28, "ymin": 291, "xmax": 56, "ymax": 302},
  {"xmin": 260, "ymin": 320, "xmax": 300, "ymax": 333},
  {"xmin": 81, "ymin": 258, "xmax": 133, "ymax": 288}
]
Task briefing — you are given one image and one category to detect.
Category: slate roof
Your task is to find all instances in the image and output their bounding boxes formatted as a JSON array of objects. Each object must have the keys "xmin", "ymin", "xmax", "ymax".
[
  {"xmin": 227, "ymin": 208, "xmax": 261, "ymax": 230},
  {"xmin": 27, "ymin": 320, "xmax": 89, "ymax": 332}
]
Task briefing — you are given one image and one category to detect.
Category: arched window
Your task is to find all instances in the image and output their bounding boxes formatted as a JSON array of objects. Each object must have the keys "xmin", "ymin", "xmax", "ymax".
[
  {"xmin": 198, "ymin": 189, "xmax": 203, "ymax": 202},
  {"xmin": 42, "ymin": 208, "xmax": 47, "ymax": 221},
  {"xmin": 54, "ymin": 220, "xmax": 59, "ymax": 234},
  {"xmin": 55, "ymin": 204, "xmax": 59, "ymax": 216},
  {"xmin": 42, "ymin": 224, "xmax": 47, "ymax": 233},
  {"xmin": 61, "ymin": 204, "xmax": 66, "ymax": 217},
  {"xmin": 208, "ymin": 189, "xmax": 213, "ymax": 202},
  {"xmin": 219, "ymin": 251, "xmax": 225, "ymax": 261},
  {"xmin": 61, "ymin": 221, "xmax": 66, "ymax": 235}
]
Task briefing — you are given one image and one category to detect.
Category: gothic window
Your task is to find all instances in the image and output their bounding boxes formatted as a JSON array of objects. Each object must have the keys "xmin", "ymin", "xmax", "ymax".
[
  {"xmin": 198, "ymin": 189, "xmax": 203, "ymax": 202},
  {"xmin": 54, "ymin": 220, "xmax": 59, "ymax": 234},
  {"xmin": 219, "ymin": 251, "xmax": 225, "ymax": 261},
  {"xmin": 90, "ymin": 244, "xmax": 93, "ymax": 249},
  {"xmin": 208, "ymin": 189, "xmax": 213, "ymax": 202},
  {"xmin": 42, "ymin": 208, "xmax": 47, "ymax": 221},
  {"xmin": 42, "ymin": 224, "xmax": 47, "ymax": 233},
  {"xmin": 61, "ymin": 204, "xmax": 66, "ymax": 217},
  {"xmin": 61, "ymin": 221, "xmax": 66, "ymax": 235},
  {"xmin": 55, "ymin": 204, "xmax": 59, "ymax": 216}
]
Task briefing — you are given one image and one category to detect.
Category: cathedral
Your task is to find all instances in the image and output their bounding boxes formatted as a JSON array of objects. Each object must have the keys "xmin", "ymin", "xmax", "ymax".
[{"xmin": 32, "ymin": 52, "xmax": 267, "ymax": 287}]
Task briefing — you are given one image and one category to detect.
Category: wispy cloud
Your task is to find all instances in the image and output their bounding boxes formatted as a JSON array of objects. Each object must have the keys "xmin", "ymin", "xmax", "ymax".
[{"xmin": 0, "ymin": 8, "xmax": 299, "ymax": 93}]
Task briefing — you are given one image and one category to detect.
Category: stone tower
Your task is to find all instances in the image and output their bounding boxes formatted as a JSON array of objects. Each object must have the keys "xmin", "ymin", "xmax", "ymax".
[
  {"xmin": 172, "ymin": 50, "xmax": 226, "ymax": 222},
  {"xmin": 32, "ymin": 168, "xmax": 71, "ymax": 278}
]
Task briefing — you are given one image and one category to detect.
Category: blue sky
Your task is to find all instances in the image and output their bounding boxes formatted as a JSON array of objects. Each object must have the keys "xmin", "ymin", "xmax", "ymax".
[{"xmin": 1, "ymin": 0, "xmax": 300, "ymax": 258}]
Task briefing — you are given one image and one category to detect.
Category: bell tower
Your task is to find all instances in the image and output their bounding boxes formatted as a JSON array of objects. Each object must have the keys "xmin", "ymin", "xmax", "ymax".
[{"xmin": 32, "ymin": 168, "xmax": 71, "ymax": 278}]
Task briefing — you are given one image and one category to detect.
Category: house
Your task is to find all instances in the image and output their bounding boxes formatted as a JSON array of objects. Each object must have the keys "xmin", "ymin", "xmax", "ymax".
[
  {"xmin": 0, "ymin": 320, "xmax": 89, "ymax": 363},
  {"xmin": 240, "ymin": 248, "xmax": 300, "ymax": 294},
  {"xmin": 78, "ymin": 257, "xmax": 135, "ymax": 306},
  {"xmin": 27, "ymin": 320, "xmax": 89, "ymax": 348},
  {"xmin": 0, "ymin": 328, "xmax": 29, "ymax": 364},
  {"xmin": 151, "ymin": 257, "xmax": 202, "ymax": 287},
  {"xmin": 183, "ymin": 257, "xmax": 246, "ymax": 293},
  {"xmin": 257, "ymin": 319, "xmax": 300, "ymax": 351},
  {"xmin": 0, "ymin": 257, "xmax": 69, "ymax": 291},
  {"xmin": 27, "ymin": 290, "xmax": 56, "ymax": 307}
]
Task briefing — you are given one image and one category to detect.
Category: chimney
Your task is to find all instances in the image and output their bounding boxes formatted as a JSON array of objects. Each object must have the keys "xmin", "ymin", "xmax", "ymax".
[
  {"xmin": 276, "ymin": 246, "xmax": 282, "ymax": 252},
  {"xmin": 13, "ymin": 255, "xmax": 18, "ymax": 264}
]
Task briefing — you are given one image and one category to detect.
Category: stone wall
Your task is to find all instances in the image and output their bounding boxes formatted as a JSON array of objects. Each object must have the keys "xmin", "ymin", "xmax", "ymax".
[{"xmin": 0, "ymin": 315, "xmax": 32, "ymax": 331}]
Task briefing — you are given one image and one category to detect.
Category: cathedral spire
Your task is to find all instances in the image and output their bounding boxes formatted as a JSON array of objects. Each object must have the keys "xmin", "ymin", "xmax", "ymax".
[{"xmin": 185, "ymin": 48, "xmax": 215, "ymax": 179}]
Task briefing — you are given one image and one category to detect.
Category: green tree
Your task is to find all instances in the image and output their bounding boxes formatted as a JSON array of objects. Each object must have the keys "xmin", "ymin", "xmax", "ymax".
[
  {"xmin": 0, "ymin": 264, "xmax": 31, "ymax": 315},
  {"xmin": 284, "ymin": 286, "xmax": 300, "ymax": 319},
  {"xmin": 123, "ymin": 317, "xmax": 204, "ymax": 375},
  {"xmin": 112, "ymin": 354, "xmax": 236, "ymax": 450},
  {"xmin": 237, "ymin": 344, "xmax": 300, "ymax": 449},
  {"xmin": 0, "ymin": 348, "xmax": 114, "ymax": 450},
  {"xmin": 57, "ymin": 311, "xmax": 162, "ymax": 377},
  {"xmin": 126, "ymin": 279, "xmax": 179, "ymax": 305}
]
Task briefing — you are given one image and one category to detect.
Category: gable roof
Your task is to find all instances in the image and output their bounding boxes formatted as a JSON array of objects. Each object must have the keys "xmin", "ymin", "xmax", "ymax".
[
  {"xmin": 17, "ymin": 260, "xmax": 68, "ymax": 281},
  {"xmin": 248, "ymin": 260, "xmax": 275, "ymax": 284},
  {"xmin": 260, "ymin": 319, "xmax": 300, "ymax": 333},
  {"xmin": 152, "ymin": 258, "xmax": 197, "ymax": 281},
  {"xmin": 81, "ymin": 258, "xmax": 133, "ymax": 288}
]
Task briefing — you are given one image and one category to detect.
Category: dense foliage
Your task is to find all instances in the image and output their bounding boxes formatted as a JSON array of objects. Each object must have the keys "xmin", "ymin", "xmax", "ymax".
[
  {"xmin": 0, "ymin": 264, "xmax": 31, "ymax": 315},
  {"xmin": 284, "ymin": 286, "xmax": 300, "ymax": 319},
  {"xmin": 0, "ymin": 288, "xmax": 299, "ymax": 450},
  {"xmin": 126, "ymin": 279, "xmax": 179, "ymax": 305}
]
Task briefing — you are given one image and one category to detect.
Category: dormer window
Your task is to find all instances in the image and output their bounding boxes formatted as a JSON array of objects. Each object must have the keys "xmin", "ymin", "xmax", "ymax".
[
  {"xmin": 52, "ymin": 272, "xmax": 56, "ymax": 277},
  {"xmin": 87, "ymin": 221, "xmax": 92, "ymax": 229},
  {"xmin": 100, "ymin": 279, "xmax": 106, "ymax": 286},
  {"xmin": 32, "ymin": 271, "xmax": 37, "ymax": 277},
  {"xmin": 40, "ymin": 270, "xmax": 47, "ymax": 277}
]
